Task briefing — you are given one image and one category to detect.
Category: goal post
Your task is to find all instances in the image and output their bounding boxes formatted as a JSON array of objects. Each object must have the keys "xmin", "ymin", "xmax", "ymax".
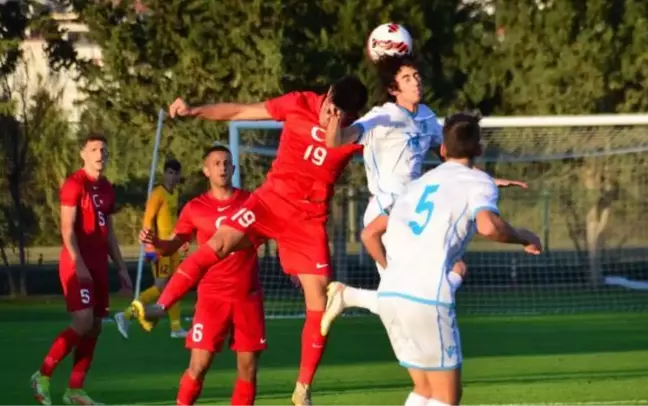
[{"xmin": 228, "ymin": 115, "xmax": 648, "ymax": 318}]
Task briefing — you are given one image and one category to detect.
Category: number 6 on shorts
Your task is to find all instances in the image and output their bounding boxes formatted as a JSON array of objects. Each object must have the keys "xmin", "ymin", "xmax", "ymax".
[{"xmin": 192, "ymin": 323, "xmax": 204, "ymax": 342}]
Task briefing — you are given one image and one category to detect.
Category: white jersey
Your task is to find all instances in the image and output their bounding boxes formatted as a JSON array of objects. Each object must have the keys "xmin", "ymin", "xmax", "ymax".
[
  {"xmin": 352, "ymin": 103, "xmax": 442, "ymax": 213},
  {"xmin": 379, "ymin": 162, "xmax": 499, "ymax": 307}
]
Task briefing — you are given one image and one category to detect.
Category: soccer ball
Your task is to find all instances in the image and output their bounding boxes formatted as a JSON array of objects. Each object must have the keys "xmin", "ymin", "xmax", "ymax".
[{"xmin": 366, "ymin": 23, "xmax": 413, "ymax": 62}]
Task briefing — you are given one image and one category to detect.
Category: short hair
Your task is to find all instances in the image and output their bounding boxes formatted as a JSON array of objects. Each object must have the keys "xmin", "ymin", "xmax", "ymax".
[
  {"xmin": 330, "ymin": 75, "xmax": 368, "ymax": 114},
  {"xmin": 442, "ymin": 111, "xmax": 482, "ymax": 159},
  {"xmin": 163, "ymin": 159, "xmax": 181, "ymax": 172},
  {"xmin": 202, "ymin": 144, "xmax": 232, "ymax": 160},
  {"xmin": 375, "ymin": 54, "xmax": 419, "ymax": 102},
  {"xmin": 80, "ymin": 133, "xmax": 107, "ymax": 148}
]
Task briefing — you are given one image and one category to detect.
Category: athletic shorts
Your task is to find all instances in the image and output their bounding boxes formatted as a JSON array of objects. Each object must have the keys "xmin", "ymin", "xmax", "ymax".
[
  {"xmin": 59, "ymin": 256, "xmax": 109, "ymax": 318},
  {"xmin": 152, "ymin": 252, "xmax": 180, "ymax": 279},
  {"xmin": 221, "ymin": 188, "xmax": 331, "ymax": 277},
  {"xmin": 186, "ymin": 291, "xmax": 267, "ymax": 353},
  {"xmin": 377, "ymin": 295, "xmax": 462, "ymax": 370}
]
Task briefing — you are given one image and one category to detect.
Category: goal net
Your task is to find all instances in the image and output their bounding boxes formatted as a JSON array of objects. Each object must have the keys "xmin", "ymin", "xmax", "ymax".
[{"xmin": 228, "ymin": 115, "xmax": 648, "ymax": 317}]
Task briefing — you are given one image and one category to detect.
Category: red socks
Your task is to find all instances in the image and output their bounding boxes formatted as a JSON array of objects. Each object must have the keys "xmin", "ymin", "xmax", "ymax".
[
  {"xmin": 297, "ymin": 310, "xmax": 327, "ymax": 385},
  {"xmin": 158, "ymin": 271, "xmax": 197, "ymax": 309},
  {"xmin": 40, "ymin": 327, "xmax": 82, "ymax": 377},
  {"xmin": 176, "ymin": 371, "xmax": 204, "ymax": 405},
  {"xmin": 231, "ymin": 378, "xmax": 256, "ymax": 405},
  {"xmin": 68, "ymin": 336, "xmax": 98, "ymax": 389}
]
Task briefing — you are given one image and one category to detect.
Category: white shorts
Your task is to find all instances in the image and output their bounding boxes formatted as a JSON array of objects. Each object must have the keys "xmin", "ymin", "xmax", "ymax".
[
  {"xmin": 363, "ymin": 195, "xmax": 395, "ymax": 276},
  {"xmin": 377, "ymin": 295, "xmax": 462, "ymax": 370}
]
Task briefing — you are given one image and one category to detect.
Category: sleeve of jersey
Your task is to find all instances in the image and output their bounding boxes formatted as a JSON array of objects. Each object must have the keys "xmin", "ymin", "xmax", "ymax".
[
  {"xmin": 173, "ymin": 204, "xmax": 195, "ymax": 240},
  {"xmin": 143, "ymin": 188, "xmax": 163, "ymax": 229},
  {"xmin": 351, "ymin": 106, "xmax": 388, "ymax": 145},
  {"xmin": 264, "ymin": 92, "xmax": 302, "ymax": 121},
  {"xmin": 428, "ymin": 117, "xmax": 443, "ymax": 146},
  {"xmin": 469, "ymin": 182, "xmax": 500, "ymax": 219},
  {"xmin": 59, "ymin": 178, "xmax": 83, "ymax": 207}
]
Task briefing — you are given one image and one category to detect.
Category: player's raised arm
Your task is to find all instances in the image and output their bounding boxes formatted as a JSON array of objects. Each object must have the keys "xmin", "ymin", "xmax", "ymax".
[
  {"xmin": 324, "ymin": 113, "xmax": 362, "ymax": 147},
  {"xmin": 169, "ymin": 97, "xmax": 272, "ymax": 121},
  {"xmin": 106, "ymin": 215, "xmax": 134, "ymax": 291},
  {"xmin": 59, "ymin": 180, "xmax": 91, "ymax": 281}
]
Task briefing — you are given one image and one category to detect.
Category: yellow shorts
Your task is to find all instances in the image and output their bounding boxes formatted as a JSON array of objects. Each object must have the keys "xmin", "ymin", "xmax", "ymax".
[{"xmin": 152, "ymin": 253, "xmax": 180, "ymax": 279}]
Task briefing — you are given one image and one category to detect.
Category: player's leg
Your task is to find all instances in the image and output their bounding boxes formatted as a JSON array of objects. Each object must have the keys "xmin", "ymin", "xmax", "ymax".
[
  {"xmin": 166, "ymin": 253, "xmax": 187, "ymax": 337},
  {"xmin": 63, "ymin": 272, "xmax": 109, "ymax": 405},
  {"xmin": 177, "ymin": 296, "xmax": 232, "ymax": 405},
  {"xmin": 130, "ymin": 227, "xmax": 252, "ymax": 332},
  {"xmin": 230, "ymin": 292, "xmax": 266, "ymax": 406},
  {"xmin": 32, "ymin": 272, "xmax": 95, "ymax": 405},
  {"xmin": 423, "ymin": 368, "xmax": 462, "ymax": 406},
  {"xmin": 115, "ymin": 256, "xmax": 167, "ymax": 339}
]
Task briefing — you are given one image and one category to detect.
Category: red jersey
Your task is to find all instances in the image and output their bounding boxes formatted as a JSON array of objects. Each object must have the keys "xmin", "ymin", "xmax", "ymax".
[
  {"xmin": 174, "ymin": 189, "xmax": 261, "ymax": 299},
  {"xmin": 263, "ymin": 91, "xmax": 361, "ymax": 211},
  {"xmin": 59, "ymin": 169, "xmax": 115, "ymax": 268}
]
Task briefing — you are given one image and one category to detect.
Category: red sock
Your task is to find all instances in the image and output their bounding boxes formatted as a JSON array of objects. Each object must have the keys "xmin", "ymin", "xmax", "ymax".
[
  {"xmin": 158, "ymin": 271, "xmax": 197, "ymax": 309},
  {"xmin": 176, "ymin": 370, "xmax": 203, "ymax": 406},
  {"xmin": 68, "ymin": 336, "xmax": 98, "ymax": 389},
  {"xmin": 40, "ymin": 327, "xmax": 82, "ymax": 377},
  {"xmin": 297, "ymin": 310, "xmax": 327, "ymax": 385},
  {"xmin": 231, "ymin": 378, "xmax": 256, "ymax": 405}
]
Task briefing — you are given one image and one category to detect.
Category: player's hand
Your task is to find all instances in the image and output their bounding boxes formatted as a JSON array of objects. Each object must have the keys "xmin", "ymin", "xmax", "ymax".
[
  {"xmin": 74, "ymin": 260, "xmax": 93, "ymax": 283},
  {"xmin": 517, "ymin": 228, "xmax": 542, "ymax": 255},
  {"xmin": 494, "ymin": 178, "xmax": 528, "ymax": 189},
  {"xmin": 139, "ymin": 228, "xmax": 158, "ymax": 245},
  {"xmin": 169, "ymin": 97, "xmax": 190, "ymax": 118}
]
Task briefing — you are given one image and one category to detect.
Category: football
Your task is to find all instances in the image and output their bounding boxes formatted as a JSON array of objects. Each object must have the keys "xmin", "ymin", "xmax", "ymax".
[{"xmin": 366, "ymin": 23, "xmax": 413, "ymax": 62}]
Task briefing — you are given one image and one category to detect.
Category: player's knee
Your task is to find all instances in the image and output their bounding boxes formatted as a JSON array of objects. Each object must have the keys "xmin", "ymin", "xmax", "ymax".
[
  {"xmin": 187, "ymin": 356, "xmax": 211, "ymax": 380},
  {"xmin": 300, "ymin": 274, "xmax": 329, "ymax": 311},
  {"xmin": 70, "ymin": 309, "xmax": 95, "ymax": 335},
  {"xmin": 88, "ymin": 318, "xmax": 102, "ymax": 337},
  {"xmin": 154, "ymin": 277, "xmax": 168, "ymax": 290},
  {"xmin": 236, "ymin": 352, "xmax": 259, "ymax": 382}
]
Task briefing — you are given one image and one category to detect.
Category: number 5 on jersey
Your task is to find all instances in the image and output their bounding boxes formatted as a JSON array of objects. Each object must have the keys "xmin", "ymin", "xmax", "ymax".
[{"xmin": 408, "ymin": 184, "xmax": 440, "ymax": 235}]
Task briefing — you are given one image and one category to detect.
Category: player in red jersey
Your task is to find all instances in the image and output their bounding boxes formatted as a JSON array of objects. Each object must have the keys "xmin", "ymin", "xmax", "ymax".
[
  {"xmin": 132, "ymin": 75, "xmax": 368, "ymax": 405},
  {"xmin": 31, "ymin": 134, "xmax": 133, "ymax": 406},
  {"xmin": 135, "ymin": 145, "xmax": 264, "ymax": 405}
]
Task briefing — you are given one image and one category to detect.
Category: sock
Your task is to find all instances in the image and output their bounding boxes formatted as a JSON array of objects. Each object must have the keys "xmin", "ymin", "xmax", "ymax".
[
  {"xmin": 176, "ymin": 370, "xmax": 203, "ymax": 406},
  {"xmin": 68, "ymin": 336, "xmax": 98, "ymax": 389},
  {"xmin": 125, "ymin": 286, "xmax": 161, "ymax": 319},
  {"xmin": 231, "ymin": 378, "xmax": 256, "ymax": 405},
  {"xmin": 405, "ymin": 392, "xmax": 429, "ymax": 406},
  {"xmin": 343, "ymin": 286, "xmax": 379, "ymax": 314},
  {"xmin": 447, "ymin": 272, "xmax": 463, "ymax": 292},
  {"xmin": 426, "ymin": 399, "xmax": 451, "ymax": 406},
  {"xmin": 40, "ymin": 327, "xmax": 82, "ymax": 377},
  {"xmin": 158, "ymin": 272, "xmax": 196, "ymax": 310},
  {"xmin": 297, "ymin": 310, "xmax": 327, "ymax": 386},
  {"xmin": 167, "ymin": 302, "xmax": 183, "ymax": 331}
]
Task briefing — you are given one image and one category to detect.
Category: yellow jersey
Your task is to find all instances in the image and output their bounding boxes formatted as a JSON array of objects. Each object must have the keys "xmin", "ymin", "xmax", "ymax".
[{"xmin": 143, "ymin": 185, "xmax": 179, "ymax": 239}]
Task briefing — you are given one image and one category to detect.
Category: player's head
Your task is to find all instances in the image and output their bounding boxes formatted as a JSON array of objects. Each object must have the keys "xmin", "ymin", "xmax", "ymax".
[
  {"xmin": 440, "ymin": 111, "xmax": 483, "ymax": 162},
  {"xmin": 320, "ymin": 75, "xmax": 368, "ymax": 127},
  {"xmin": 202, "ymin": 144, "xmax": 234, "ymax": 188},
  {"xmin": 162, "ymin": 159, "xmax": 182, "ymax": 189},
  {"xmin": 375, "ymin": 54, "xmax": 421, "ymax": 106},
  {"xmin": 80, "ymin": 133, "xmax": 108, "ymax": 173}
]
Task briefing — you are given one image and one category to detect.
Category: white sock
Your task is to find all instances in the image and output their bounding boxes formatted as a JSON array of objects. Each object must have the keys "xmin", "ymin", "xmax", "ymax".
[
  {"xmin": 447, "ymin": 272, "xmax": 463, "ymax": 292},
  {"xmin": 404, "ymin": 392, "xmax": 429, "ymax": 406},
  {"xmin": 426, "ymin": 399, "xmax": 451, "ymax": 406},
  {"xmin": 342, "ymin": 286, "xmax": 379, "ymax": 314}
]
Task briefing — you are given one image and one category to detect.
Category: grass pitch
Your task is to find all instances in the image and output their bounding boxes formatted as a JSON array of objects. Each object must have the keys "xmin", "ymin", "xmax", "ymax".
[{"xmin": 1, "ymin": 296, "xmax": 648, "ymax": 405}]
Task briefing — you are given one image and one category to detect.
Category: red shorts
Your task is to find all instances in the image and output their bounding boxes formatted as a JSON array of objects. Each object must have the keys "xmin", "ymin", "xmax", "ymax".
[
  {"xmin": 186, "ymin": 291, "xmax": 266, "ymax": 353},
  {"xmin": 222, "ymin": 189, "xmax": 332, "ymax": 277},
  {"xmin": 58, "ymin": 262, "xmax": 109, "ymax": 318}
]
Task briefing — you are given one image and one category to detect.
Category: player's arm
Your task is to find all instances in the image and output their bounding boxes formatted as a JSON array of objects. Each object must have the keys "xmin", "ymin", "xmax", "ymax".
[
  {"xmin": 169, "ymin": 96, "xmax": 274, "ymax": 121},
  {"xmin": 360, "ymin": 214, "xmax": 388, "ymax": 269},
  {"xmin": 430, "ymin": 145, "xmax": 528, "ymax": 189},
  {"xmin": 60, "ymin": 180, "xmax": 91, "ymax": 281},
  {"xmin": 106, "ymin": 215, "xmax": 133, "ymax": 290},
  {"xmin": 325, "ymin": 113, "xmax": 362, "ymax": 147},
  {"xmin": 140, "ymin": 203, "xmax": 194, "ymax": 256},
  {"xmin": 472, "ymin": 185, "xmax": 541, "ymax": 254}
]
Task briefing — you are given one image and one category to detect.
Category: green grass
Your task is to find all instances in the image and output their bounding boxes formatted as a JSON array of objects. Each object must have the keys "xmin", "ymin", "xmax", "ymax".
[{"xmin": 2, "ymin": 296, "xmax": 648, "ymax": 405}]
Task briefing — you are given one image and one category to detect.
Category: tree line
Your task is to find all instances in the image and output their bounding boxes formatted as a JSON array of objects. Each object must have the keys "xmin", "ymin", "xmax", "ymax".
[{"xmin": 2, "ymin": 0, "xmax": 648, "ymax": 289}]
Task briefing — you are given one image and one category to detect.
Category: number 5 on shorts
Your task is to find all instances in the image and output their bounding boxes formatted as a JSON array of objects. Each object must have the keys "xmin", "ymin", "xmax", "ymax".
[
  {"xmin": 80, "ymin": 288, "xmax": 91, "ymax": 305},
  {"xmin": 408, "ymin": 184, "xmax": 440, "ymax": 235}
]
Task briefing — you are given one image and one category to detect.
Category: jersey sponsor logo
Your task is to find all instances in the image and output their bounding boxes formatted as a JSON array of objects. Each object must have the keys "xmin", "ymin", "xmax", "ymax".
[
  {"xmin": 315, "ymin": 263, "xmax": 328, "ymax": 269},
  {"xmin": 260, "ymin": 338, "xmax": 267, "ymax": 344}
]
